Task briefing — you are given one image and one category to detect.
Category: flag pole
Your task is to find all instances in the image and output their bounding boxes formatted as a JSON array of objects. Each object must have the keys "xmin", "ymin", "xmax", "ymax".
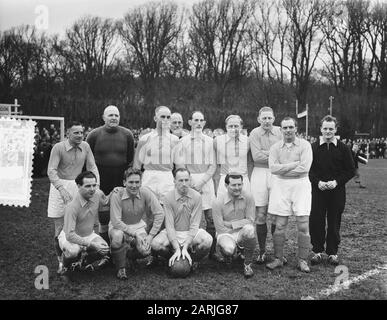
[{"xmin": 306, "ymin": 104, "xmax": 309, "ymax": 138}]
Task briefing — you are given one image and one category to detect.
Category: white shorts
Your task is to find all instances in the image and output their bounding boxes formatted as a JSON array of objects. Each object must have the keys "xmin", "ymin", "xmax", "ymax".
[
  {"xmin": 216, "ymin": 174, "xmax": 250, "ymax": 199},
  {"xmin": 47, "ymin": 179, "xmax": 78, "ymax": 218},
  {"xmin": 191, "ymin": 173, "xmax": 215, "ymax": 210},
  {"xmin": 109, "ymin": 220, "xmax": 147, "ymax": 237},
  {"xmin": 217, "ymin": 229, "xmax": 244, "ymax": 249},
  {"xmin": 142, "ymin": 170, "xmax": 174, "ymax": 203},
  {"xmin": 268, "ymin": 176, "xmax": 311, "ymax": 217},
  {"xmin": 58, "ymin": 230, "xmax": 102, "ymax": 257},
  {"xmin": 250, "ymin": 167, "xmax": 272, "ymax": 206},
  {"xmin": 159, "ymin": 228, "xmax": 206, "ymax": 246}
]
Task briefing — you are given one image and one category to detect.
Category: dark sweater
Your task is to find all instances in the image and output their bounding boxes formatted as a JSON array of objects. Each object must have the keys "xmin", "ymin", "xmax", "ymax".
[
  {"xmin": 309, "ymin": 140, "xmax": 355, "ymax": 189},
  {"xmin": 86, "ymin": 125, "xmax": 135, "ymax": 168}
]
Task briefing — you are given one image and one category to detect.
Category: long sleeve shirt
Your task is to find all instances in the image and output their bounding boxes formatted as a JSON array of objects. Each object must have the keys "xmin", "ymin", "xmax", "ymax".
[
  {"xmin": 173, "ymin": 132, "xmax": 216, "ymax": 183},
  {"xmin": 109, "ymin": 187, "xmax": 164, "ymax": 237},
  {"xmin": 309, "ymin": 138, "xmax": 355, "ymax": 188},
  {"xmin": 47, "ymin": 140, "xmax": 99, "ymax": 190},
  {"xmin": 63, "ymin": 189, "xmax": 109, "ymax": 247},
  {"xmin": 163, "ymin": 188, "xmax": 202, "ymax": 245},
  {"xmin": 134, "ymin": 131, "xmax": 179, "ymax": 171},
  {"xmin": 86, "ymin": 125, "xmax": 135, "ymax": 168},
  {"xmin": 249, "ymin": 126, "xmax": 282, "ymax": 168},
  {"xmin": 269, "ymin": 137, "xmax": 313, "ymax": 179},
  {"xmin": 214, "ymin": 134, "xmax": 250, "ymax": 176},
  {"xmin": 212, "ymin": 191, "xmax": 255, "ymax": 235}
]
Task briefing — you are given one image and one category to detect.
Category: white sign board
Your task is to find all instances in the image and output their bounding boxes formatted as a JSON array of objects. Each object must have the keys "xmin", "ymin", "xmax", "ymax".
[{"xmin": 0, "ymin": 118, "xmax": 36, "ymax": 207}]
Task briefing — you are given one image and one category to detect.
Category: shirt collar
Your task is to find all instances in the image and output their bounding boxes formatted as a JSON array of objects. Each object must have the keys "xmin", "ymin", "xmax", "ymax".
[
  {"xmin": 226, "ymin": 134, "xmax": 243, "ymax": 143},
  {"xmin": 174, "ymin": 189, "xmax": 192, "ymax": 201},
  {"xmin": 319, "ymin": 136, "xmax": 338, "ymax": 146},
  {"xmin": 223, "ymin": 192, "xmax": 245, "ymax": 204},
  {"xmin": 65, "ymin": 139, "xmax": 83, "ymax": 152},
  {"xmin": 258, "ymin": 126, "xmax": 275, "ymax": 136},
  {"xmin": 190, "ymin": 132, "xmax": 205, "ymax": 141},
  {"xmin": 78, "ymin": 193, "xmax": 95, "ymax": 208},
  {"xmin": 122, "ymin": 188, "xmax": 141, "ymax": 200},
  {"xmin": 281, "ymin": 137, "xmax": 300, "ymax": 148}
]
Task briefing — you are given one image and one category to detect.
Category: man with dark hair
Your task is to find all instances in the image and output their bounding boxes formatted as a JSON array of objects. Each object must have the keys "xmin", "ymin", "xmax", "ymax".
[
  {"xmin": 309, "ymin": 115, "xmax": 355, "ymax": 266},
  {"xmin": 109, "ymin": 168, "xmax": 164, "ymax": 280},
  {"xmin": 86, "ymin": 105, "xmax": 135, "ymax": 245},
  {"xmin": 266, "ymin": 117, "xmax": 313, "ymax": 272},
  {"xmin": 151, "ymin": 168, "xmax": 213, "ymax": 273},
  {"xmin": 212, "ymin": 173, "xmax": 257, "ymax": 278},
  {"xmin": 47, "ymin": 121, "xmax": 100, "ymax": 274},
  {"xmin": 249, "ymin": 106, "xmax": 282, "ymax": 264},
  {"xmin": 59, "ymin": 171, "xmax": 110, "ymax": 276}
]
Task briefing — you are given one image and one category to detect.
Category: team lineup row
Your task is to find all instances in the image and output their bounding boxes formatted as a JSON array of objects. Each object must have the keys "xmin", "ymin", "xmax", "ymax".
[{"xmin": 46, "ymin": 105, "xmax": 355, "ymax": 280}]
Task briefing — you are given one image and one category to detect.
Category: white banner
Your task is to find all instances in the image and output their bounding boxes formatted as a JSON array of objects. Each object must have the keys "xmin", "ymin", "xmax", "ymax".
[{"xmin": 0, "ymin": 118, "xmax": 36, "ymax": 207}]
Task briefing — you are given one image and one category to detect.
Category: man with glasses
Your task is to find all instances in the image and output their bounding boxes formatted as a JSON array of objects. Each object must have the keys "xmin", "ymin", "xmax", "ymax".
[{"xmin": 134, "ymin": 106, "xmax": 180, "ymax": 203}]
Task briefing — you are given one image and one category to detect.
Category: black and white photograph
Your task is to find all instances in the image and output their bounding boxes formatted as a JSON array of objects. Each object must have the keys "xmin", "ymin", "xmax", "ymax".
[{"xmin": 0, "ymin": 0, "xmax": 386, "ymax": 306}]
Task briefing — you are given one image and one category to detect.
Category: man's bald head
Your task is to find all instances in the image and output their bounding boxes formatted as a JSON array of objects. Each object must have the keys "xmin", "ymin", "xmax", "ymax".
[
  {"xmin": 103, "ymin": 105, "xmax": 120, "ymax": 128},
  {"xmin": 154, "ymin": 106, "xmax": 171, "ymax": 130}
]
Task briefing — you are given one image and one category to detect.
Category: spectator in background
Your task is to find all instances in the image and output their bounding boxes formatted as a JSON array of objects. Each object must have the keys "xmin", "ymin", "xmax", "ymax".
[
  {"xmin": 351, "ymin": 143, "xmax": 367, "ymax": 188},
  {"xmin": 170, "ymin": 112, "xmax": 187, "ymax": 139}
]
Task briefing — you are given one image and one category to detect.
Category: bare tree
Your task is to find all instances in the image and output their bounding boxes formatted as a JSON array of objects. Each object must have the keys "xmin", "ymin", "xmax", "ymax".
[
  {"xmin": 282, "ymin": 0, "xmax": 329, "ymax": 108},
  {"xmin": 119, "ymin": 1, "xmax": 182, "ymax": 107},
  {"xmin": 63, "ymin": 16, "xmax": 119, "ymax": 96},
  {"xmin": 189, "ymin": 0, "xmax": 255, "ymax": 108}
]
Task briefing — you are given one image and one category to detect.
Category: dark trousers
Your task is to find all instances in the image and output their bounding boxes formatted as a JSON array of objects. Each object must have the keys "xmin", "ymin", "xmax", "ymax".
[
  {"xmin": 309, "ymin": 187, "xmax": 346, "ymax": 255},
  {"xmin": 98, "ymin": 165, "xmax": 127, "ymax": 194}
]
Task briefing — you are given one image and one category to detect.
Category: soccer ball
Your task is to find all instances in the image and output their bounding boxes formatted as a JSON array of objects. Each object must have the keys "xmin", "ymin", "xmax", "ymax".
[{"xmin": 169, "ymin": 259, "xmax": 191, "ymax": 278}]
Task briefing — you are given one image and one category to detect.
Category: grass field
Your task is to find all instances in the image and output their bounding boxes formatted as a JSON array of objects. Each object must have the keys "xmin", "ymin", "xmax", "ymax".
[{"xmin": 0, "ymin": 160, "xmax": 386, "ymax": 300}]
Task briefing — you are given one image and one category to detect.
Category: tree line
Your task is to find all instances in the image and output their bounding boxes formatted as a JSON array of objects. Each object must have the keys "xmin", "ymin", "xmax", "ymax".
[{"xmin": 0, "ymin": 0, "xmax": 386, "ymax": 137}]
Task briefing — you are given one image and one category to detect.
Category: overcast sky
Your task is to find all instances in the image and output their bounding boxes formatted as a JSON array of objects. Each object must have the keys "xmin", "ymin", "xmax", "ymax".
[{"xmin": 0, "ymin": 0, "xmax": 196, "ymax": 35}]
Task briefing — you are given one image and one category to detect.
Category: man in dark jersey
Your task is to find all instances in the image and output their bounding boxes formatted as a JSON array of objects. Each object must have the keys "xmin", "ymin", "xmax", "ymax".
[{"xmin": 86, "ymin": 105, "xmax": 135, "ymax": 244}]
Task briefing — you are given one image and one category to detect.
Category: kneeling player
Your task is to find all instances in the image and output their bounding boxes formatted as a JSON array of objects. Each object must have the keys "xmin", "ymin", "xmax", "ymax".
[
  {"xmin": 151, "ymin": 168, "xmax": 213, "ymax": 272},
  {"xmin": 212, "ymin": 173, "xmax": 257, "ymax": 278},
  {"xmin": 59, "ymin": 171, "xmax": 110, "ymax": 275},
  {"xmin": 109, "ymin": 168, "xmax": 164, "ymax": 280}
]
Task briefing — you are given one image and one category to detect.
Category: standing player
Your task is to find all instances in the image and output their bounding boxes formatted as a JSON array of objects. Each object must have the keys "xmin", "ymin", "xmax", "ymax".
[
  {"xmin": 309, "ymin": 115, "xmax": 355, "ymax": 266},
  {"xmin": 86, "ymin": 105, "xmax": 135, "ymax": 244},
  {"xmin": 151, "ymin": 168, "xmax": 213, "ymax": 271},
  {"xmin": 249, "ymin": 106, "xmax": 282, "ymax": 264},
  {"xmin": 47, "ymin": 121, "xmax": 100, "ymax": 274},
  {"xmin": 133, "ymin": 106, "xmax": 180, "ymax": 203},
  {"xmin": 174, "ymin": 111, "xmax": 217, "ymax": 258},
  {"xmin": 212, "ymin": 173, "xmax": 257, "ymax": 278},
  {"xmin": 109, "ymin": 168, "xmax": 164, "ymax": 280},
  {"xmin": 266, "ymin": 117, "xmax": 313, "ymax": 272},
  {"xmin": 214, "ymin": 115, "xmax": 251, "ymax": 199},
  {"xmin": 59, "ymin": 171, "xmax": 110, "ymax": 275}
]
